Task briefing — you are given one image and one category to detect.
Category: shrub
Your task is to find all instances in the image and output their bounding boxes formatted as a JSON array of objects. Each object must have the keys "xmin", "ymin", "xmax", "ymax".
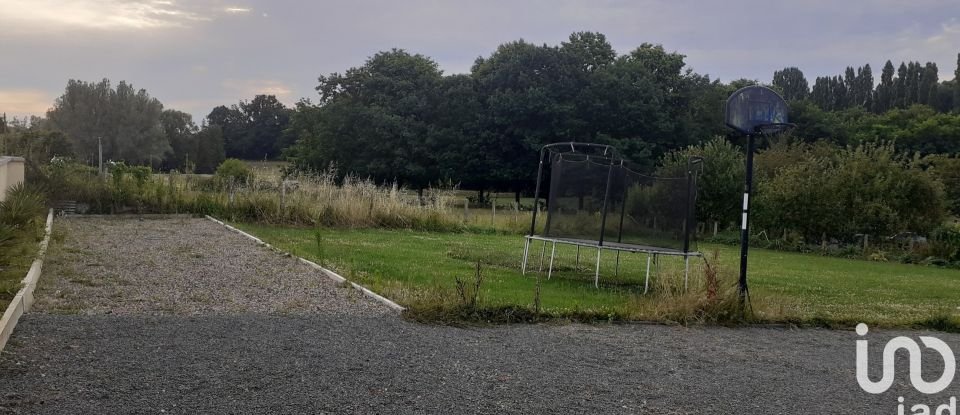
[
  {"xmin": 753, "ymin": 142, "xmax": 945, "ymax": 243},
  {"xmin": 215, "ymin": 159, "xmax": 252, "ymax": 186},
  {"xmin": 0, "ymin": 183, "xmax": 47, "ymax": 229}
]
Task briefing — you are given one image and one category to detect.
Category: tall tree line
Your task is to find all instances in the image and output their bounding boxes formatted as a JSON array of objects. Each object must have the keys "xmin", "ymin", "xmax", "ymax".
[
  {"xmin": 777, "ymin": 57, "xmax": 958, "ymax": 114},
  {"xmin": 288, "ymin": 33, "xmax": 734, "ymax": 196}
]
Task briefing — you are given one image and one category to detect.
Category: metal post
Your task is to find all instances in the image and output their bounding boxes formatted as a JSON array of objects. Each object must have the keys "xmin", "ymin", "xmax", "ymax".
[
  {"xmin": 644, "ymin": 254, "xmax": 652, "ymax": 294},
  {"xmin": 594, "ymin": 248, "xmax": 602, "ymax": 288},
  {"xmin": 684, "ymin": 256, "xmax": 690, "ymax": 291},
  {"xmin": 280, "ymin": 180, "xmax": 286, "ymax": 214},
  {"xmin": 597, "ymin": 158, "xmax": 617, "ymax": 247},
  {"xmin": 683, "ymin": 157, "xmax": 703, "ymax": 254},
  {"xmin": 547, "ymin": 241, "xmax": 557, "ymax": 280},
  {"xmin": 738, "ymin": 134, "xmax": 756, "ymax": 304},
  {"xmin": 529, "ymin": 149, "xmax": 546, "ymax": 236},
  {"xmin": 575, "ymin": 245, "xmax": 580, "ymax": 271},
  {"xmin": 683, "ymin": 164, "xmax": 693, "ymax": 253},
  {"xmin": 538, "ymin": 240, "xmax": 547, "ymax": 273},
  {"xmin": 98, "ymin": 136, "xmax": 103, "ymax": 177},
  {"xmin": 615, "ymin": 251, "xmax": 621, "ymax": 277},
  {"xmin": 521, "ymin": 237, "xmax": 531, "ymax": 275}
]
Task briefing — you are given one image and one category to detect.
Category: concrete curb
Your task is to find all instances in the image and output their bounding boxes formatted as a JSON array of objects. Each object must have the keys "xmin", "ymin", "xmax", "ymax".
[
  {"xmin": 0, "ymin": 209, "xmax": 55, "ymax": 354},
  {"xmin": 204, "ymin": 216, "xmax": 405, "ymax": 313}
]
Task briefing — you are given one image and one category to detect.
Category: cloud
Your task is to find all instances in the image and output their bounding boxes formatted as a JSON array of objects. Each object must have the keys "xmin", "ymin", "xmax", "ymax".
[
  {"xmin": 221, "ymin": 79, "xmax": 293, "ymax": 101},
  {"xmin": 0, "ymin": 89, "xmax": 53, "ymax": 118},
  {"xmin": 0, "ymin": 0, "xmax": 258, "ymax": 31}
]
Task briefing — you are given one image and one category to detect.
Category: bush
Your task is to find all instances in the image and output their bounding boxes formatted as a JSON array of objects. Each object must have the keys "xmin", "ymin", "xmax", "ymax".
[
  {"xmin": 215, "ymin": 159, "xmax": 252, "ymax": 186},
  {"xmin": 753, "ymin": 142, "xmax": 945, "ymax": 243},
  {"xmin": 0, "ymin": 183, "xmax": 47, "ymax": 229}
]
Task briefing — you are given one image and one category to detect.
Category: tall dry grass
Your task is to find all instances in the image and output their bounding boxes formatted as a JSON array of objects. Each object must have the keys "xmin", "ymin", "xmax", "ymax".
[{"xmin": 45, "ymin": 161, "xmax": 532, "ymax": 233}]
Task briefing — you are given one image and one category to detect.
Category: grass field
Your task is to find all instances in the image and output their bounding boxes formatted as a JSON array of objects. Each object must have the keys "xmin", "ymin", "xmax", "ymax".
[
  {"xmin": 0, "ymin": 231, "xmax": 40, "ymax": 312},
  {"xmin": 236, "ymin": 223, "xmax": 960, "ymax": 328}
]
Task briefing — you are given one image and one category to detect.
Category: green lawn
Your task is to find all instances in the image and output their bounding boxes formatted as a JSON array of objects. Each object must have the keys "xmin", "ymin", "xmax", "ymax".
[{"xmin": 236, "ymin": 223, "xmax": 960, "ymax": 328}]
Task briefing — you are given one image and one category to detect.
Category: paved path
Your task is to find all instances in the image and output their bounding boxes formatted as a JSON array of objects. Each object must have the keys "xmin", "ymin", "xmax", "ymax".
[{"xmin": 0, "ymin": 217, "xmax": 956, "ymax": 414}]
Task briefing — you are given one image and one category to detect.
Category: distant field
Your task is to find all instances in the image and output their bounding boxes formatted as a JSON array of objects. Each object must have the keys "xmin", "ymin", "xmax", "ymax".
[{"xmin": 236, "ymin": 223, "xmax": 960, "ymax": 328}]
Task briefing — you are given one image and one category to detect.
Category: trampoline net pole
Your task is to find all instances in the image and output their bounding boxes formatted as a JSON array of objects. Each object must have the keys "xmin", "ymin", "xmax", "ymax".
[
  {"xmin": 528, "ymin": 149, "xmax": 546, "ymax": 236},
  {"xmin": 597, "ymin": 159, "xmax": 616, "ymax": 247}
]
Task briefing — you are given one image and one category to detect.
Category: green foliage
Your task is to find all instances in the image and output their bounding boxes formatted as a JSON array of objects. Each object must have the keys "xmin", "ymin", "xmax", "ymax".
[
  {"xmin": 753, "ymin": 142, "xmax": 945, "ymax": 241},
  {"xmin": 47, "ymin": 79, "xmax": 168, "ymax": 165},
  {"xmin": 927, "ymin": 224, "xmax": 960, "ymax": 263},
  {"xmin": 0, "ymin": 183, "xmax": 47, "ymax": 229},
  {"xmin": 288, "ymin": 34, "xmax": 726, "ymax": 193},
  {"xmin": 215, "ymin": 159, "xmax": 252, "ymax": 185},
  {"xmin": 207, "ymin": 95, "xmax": 292, "ymax": 160},
  {"xmin": 0, "ymin": 182, "xmax": 47, "ymax": 309},
  {"xmin": 772, "ymin": 67, "xmax": 809, "ymax": 101},
  {"xmin": 926, "ymin": 155, "xmax": 960, "ymax": 215},
  {"xmin": 0, "ymin": 127, "xmax": 71, "ymax": 179},
  {"xmin": 659, "ymin": 137, "xmax": 744, "ymax": 225}
]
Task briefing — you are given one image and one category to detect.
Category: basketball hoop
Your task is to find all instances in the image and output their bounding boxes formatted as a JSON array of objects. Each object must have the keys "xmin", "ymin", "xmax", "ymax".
[{"xmin": 723, "ymin": 85, "xmax": 793, "ymax": 309}]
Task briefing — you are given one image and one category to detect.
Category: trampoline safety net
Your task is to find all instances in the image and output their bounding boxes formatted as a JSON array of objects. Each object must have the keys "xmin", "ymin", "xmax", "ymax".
[{"xmin": 540, "ymin": 149, "xmax": 698, "ymax": 253}]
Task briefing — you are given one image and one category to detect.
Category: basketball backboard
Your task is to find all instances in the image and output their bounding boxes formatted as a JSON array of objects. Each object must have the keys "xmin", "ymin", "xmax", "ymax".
[{"xmin": 725, "ymin": 86, "xmax": 790, "ymax": 135}]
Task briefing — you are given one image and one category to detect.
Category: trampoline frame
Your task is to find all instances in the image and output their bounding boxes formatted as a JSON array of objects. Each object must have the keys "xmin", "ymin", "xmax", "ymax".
[
  {"xmin": 524, "ymin": 142, "xmax": 703, "ymax": 291},
  {"xmin": 520, "ymin": 235, "xmax": 702, "ymax": 291}
]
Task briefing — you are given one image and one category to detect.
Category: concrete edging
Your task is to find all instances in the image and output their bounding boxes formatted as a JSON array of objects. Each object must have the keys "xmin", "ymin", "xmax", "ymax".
[
  {"xmin": 204, "ymin": 216, "xmax": 405, "ymax": 313},
  {"xmin": 0, "ymin": 209, "xmax": 55, "ymax": 354}
]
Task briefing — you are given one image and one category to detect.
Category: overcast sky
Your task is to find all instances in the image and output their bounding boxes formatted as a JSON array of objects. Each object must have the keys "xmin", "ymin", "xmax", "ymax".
[{"xmin": 1, "ymin": 0, "xmax": 958, "ymax": 122}]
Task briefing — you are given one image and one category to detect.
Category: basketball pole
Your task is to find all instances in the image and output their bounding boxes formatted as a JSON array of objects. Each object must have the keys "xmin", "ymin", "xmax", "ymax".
[{"xmin": 738, "ymin": 133, "xmax": 755, "ymax": 306}]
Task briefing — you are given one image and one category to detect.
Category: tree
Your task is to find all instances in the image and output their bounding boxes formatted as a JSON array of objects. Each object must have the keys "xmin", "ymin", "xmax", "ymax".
[
  {"xmin": 290, "ymin": 49, "xmax": 446, "ymax": 190},
  {"xmin": 955, "ymin": 53, "xmax": 960, "ymax": 113},
  {"xmin": 906, "ymin": 61, "xmax": 921, "ymax": 105},
  {"xmin": 895, "ymin": 62, "xmax": 908, "ymax": 108},
  {"xmin": 785, "ymin": 100, "xmax": 846, "ymax": 144},
  {"xmin": 193, "ymin": 125, "xmax": 225, "ymax": 173},
  {"xmin": 659, "ymin": 137, "xmax": 744, "ymax": 227},
  {"xmin": 47, "ymin": 79, "xmax": 168, "ymax": 165},
  {"xmin": 206, "ymin": 95, "xmax": 291, "ymax": 160},
  {"xmin": 772, "ymin": 67, "xmax": 809, "ymax": 101},
  {"xmin": 831, "ymin": 75, "xmax": 848, "ymax": 110},
  {"xmin": 934, "ymin": 80, "xmax": 956, "ymax": 113},
  {"xmin": 755, "ymin": 142, "xmax": 945, "ymax": 241},
  {"xmin": 471, "ymin": 40, "xmax": 568, "ymax": 194},
  {"xmin": 811, "ymin": 76, "xmax": 833, "ymax": 110},
  {"xmin": 843, "ymin": 66, "xmax": 857, "ymax": 107},
  {"xmin": 875, "ymin": 61, "xmax": 895, "ymax": 113},
  {"xmin": 857, "ymin": 64, "xmax": 874, "ymax": 110},
  {"xmin": 160, "ymin": 109, "xmax": 198, "ymax": 171},
  {"xmin": 927, "ymin": 155, "xmax": 960, "ymax": 215},
  {"xmin": 919, "ymin": 62, "xmax": 939, "ymax": 106}
]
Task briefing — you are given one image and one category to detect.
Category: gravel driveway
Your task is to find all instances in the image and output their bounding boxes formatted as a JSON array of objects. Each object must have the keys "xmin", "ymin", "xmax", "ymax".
[{"xmin": 1, "ymin": 216, "xmax": 957, "ymax": 414}]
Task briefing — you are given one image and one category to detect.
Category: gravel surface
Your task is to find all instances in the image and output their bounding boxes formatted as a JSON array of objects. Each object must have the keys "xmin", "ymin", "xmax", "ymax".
[
  {"xmin": 1, "ymin": 216, "xmax": 958, "ymax": 414},
  {"xmin": 33, "ymin": 216, "xmax": 387, "ymax": 317}
]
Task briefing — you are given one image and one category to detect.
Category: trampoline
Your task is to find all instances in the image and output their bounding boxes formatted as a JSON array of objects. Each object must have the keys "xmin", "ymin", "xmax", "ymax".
[{"xmin": 520, "ymin": 142, "xmax": 702, "ymax": 291}]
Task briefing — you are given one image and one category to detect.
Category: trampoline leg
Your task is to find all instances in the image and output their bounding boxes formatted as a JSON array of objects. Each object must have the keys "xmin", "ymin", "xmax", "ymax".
[
  {"xmin": 644, "ymin": 254, "xmax": 651, "ymax": 294},
  {"xmin": 615, "ymin": 251, "xmax": 621, "ymax": 277},
  {"xmin": 521, "ymin": 238, "xmax": 531, "ymax": 275},
  {"xmin": 547, "ymin": 241, "xmax": 557, "ymax": 280},
  {"xmin": 594, "ymin": 248, "xmax": 601, "ymax": 288},
  {"xmin": 538, "ymin": 241, "xmax": 547, "ymax": 273},
  {"xmin": 684, "ymin": 256, "xmax": 690, "ymax": 291},
  {"xmin": 575, "ymin": 246, "xmax": 580, "ymax": 272}
]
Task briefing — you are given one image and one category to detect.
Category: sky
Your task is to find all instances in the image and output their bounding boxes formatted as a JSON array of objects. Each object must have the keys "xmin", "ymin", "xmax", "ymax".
[{"xmin": 1, "ymin": 0, "xmax": 958, "ymax": 122}]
